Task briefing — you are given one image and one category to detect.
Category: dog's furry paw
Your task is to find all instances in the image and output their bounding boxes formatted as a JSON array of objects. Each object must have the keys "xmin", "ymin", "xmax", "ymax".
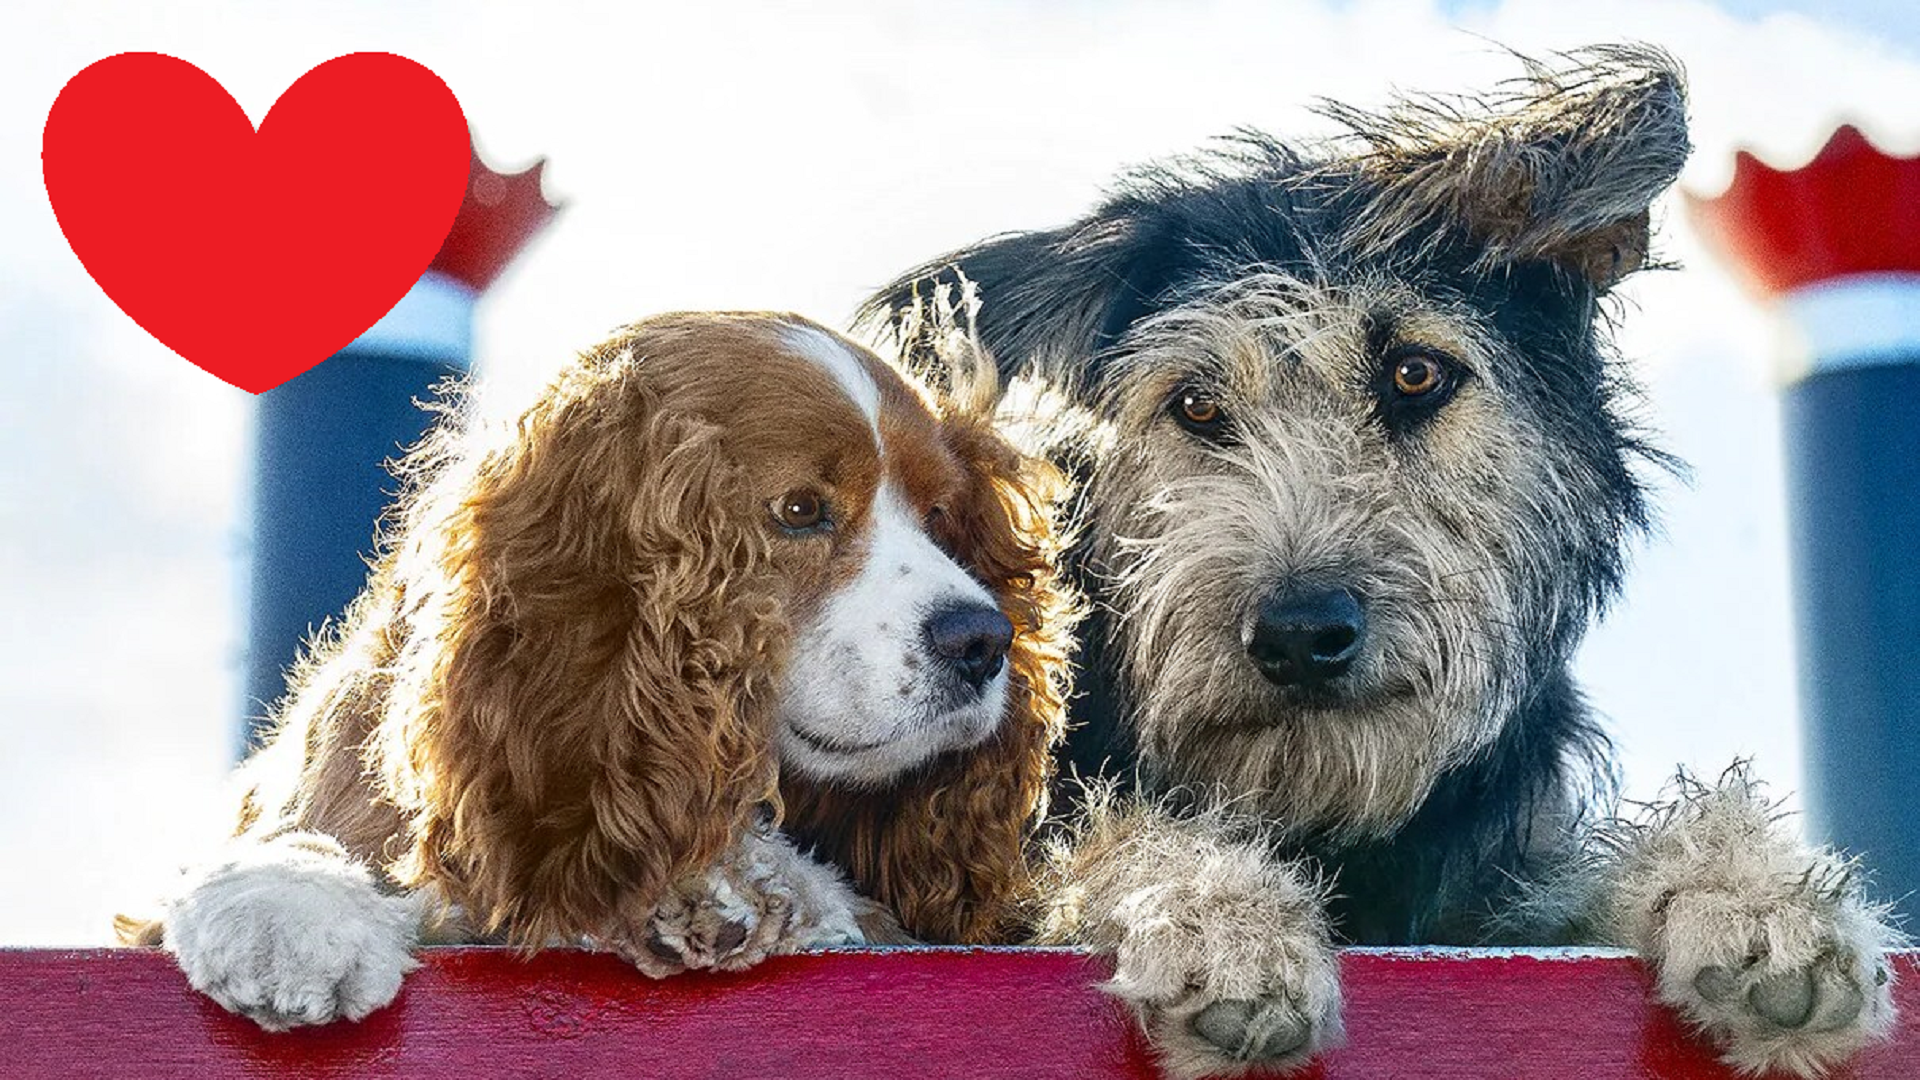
[
  {"xmin": 1608, "ymin": 767, "xmax": 1901, "ymax": 1077},
  {"xmin": 1651, "ymin": 877, "xmax": 1897, "ymax": 1077},
  {"xmin": 628, "ymin": 865, "xmax": 786, "ymax": 976},
  {"xmin": 1101, "ymin": 851, "xmax": 1342, "ymax": 1079},
  {"xmin": 162, "ymin": 838, "xmax": 422, "ymax": 1030},
  {"xmin": 619, "ymin": 829, "xmax": 866, "ymax": 978}
]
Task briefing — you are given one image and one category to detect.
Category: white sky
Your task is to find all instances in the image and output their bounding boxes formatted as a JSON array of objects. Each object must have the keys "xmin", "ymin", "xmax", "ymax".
[{"xmin": 2, "ymin": 0, "xmax": 1915, "ymax": 944}]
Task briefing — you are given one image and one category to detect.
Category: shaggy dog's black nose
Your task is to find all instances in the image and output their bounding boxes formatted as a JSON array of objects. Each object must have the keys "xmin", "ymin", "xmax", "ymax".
[
  {"xmin": 925, "ymin": 604, "xmax": 1014, "ymax": 689},
  {"xmin": 1245, "ymin": 588, "xmax": 1367, "ymax": 687}
]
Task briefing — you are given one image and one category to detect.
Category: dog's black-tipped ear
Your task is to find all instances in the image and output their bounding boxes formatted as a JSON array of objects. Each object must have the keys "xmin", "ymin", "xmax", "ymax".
[
  {"xmin": 859, "ymin": 214, "xmax": 1190, "ymax": 393},
  {"xmin": 1330, "ymin": 44, "xmax": 1690, "ymax": 290}
]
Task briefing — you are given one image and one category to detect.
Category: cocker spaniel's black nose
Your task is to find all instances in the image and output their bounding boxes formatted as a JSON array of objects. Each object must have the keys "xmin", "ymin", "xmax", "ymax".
[
  {"xmin": 1245, "ymin": 587, "xmax": 1366, "ymax": 687},
  {"xmin": 924, "ymin": 603, "xmax": 1013, "ymax": 689}
]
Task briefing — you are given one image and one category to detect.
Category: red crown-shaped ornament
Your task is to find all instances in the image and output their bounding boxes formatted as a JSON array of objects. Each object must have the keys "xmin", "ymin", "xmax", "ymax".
[
  {"xmin": 1687, "ymin": 125, "xmax": 1920, "ymax": 300},
  {"xmin": 431, "ymin": 136, "xmax": 561, "ymax": 293}
]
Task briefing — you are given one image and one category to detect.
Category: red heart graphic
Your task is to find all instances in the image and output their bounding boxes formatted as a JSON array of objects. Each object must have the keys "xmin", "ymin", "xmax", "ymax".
[{"xmin": 42, "ymin": 52, "xmax": 470, "ymax": 394}]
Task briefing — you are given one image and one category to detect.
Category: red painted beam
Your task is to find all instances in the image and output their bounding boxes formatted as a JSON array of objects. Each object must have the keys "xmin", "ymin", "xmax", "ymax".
[{"xmin": 3, "ymin": 948, "xmax": 1916, "ymax": 1079}]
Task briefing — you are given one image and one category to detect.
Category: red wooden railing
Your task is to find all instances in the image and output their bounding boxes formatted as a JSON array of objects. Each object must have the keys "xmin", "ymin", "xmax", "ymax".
[{"xmin": 3, "ymin": 948, "xmax": 1915, "ymax": 1078}]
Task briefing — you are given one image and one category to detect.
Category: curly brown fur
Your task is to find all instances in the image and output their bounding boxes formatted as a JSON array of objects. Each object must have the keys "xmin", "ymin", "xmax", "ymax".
[
  {"xmin": 382, "ymin": 347, "xmax": 789, "ymax": 945},
  {"xmin": 120, "ymin": 312, "xmax": 1078, "ymax": 1028}
]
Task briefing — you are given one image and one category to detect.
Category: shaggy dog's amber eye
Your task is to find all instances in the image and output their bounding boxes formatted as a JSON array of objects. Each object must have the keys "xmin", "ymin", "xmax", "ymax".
[
  {"xmin": 772, "ymin": 489, "xmax": 828, "ymax": 531},
  {"xmin": 1171, "ymin": 388, "xmax": 1228, "ymax": 439},
  {"xmin": 1375, "ymin": 346, "xmax": 1466, "ymax": 434},
  {"xmin": 1393, "ymin": 354, "xmax": 1446, "ymax": 396}
]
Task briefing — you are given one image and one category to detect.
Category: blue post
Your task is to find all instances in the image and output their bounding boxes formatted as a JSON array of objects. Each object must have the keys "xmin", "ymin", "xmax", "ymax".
[
  {"xmin": 238, "ymin": 141, "xmax": 556, "ymax": 752},
  {"xmin": 1690, "ymin": 128, "xmax": 1920, "ymax": 916},
  {"xmin": 1776, "ymin": 275, "xmax": 1920, "ymax": 913},
  {"xmin": 241, "ymin": 273, "xmax": 474, "ymax": 749}
]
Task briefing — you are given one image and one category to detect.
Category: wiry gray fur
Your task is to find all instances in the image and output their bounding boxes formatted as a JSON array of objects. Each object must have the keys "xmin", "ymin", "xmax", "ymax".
[
  {"xmin": 864, "ymin": 44, "xmax": 1901, "ymax": 1079},
  {"xmin": 1091, "ymin": 273, "xmax": 1608, "ymax": 836},
  {"xmin": 1323, "ymin": 43, "xmax": 1692, "ymax": 281}
]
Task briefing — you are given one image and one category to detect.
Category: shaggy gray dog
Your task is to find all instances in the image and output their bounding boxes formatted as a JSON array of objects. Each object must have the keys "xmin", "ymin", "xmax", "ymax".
[{"xmin": 867, "ymin": 47, "xmax": 1900, "ymax": 1078}]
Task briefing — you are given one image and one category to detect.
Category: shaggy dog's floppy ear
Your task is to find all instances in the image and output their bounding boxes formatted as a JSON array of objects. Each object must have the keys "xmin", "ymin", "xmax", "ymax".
[
  {"xmin": 861, "ymin": 46, "xmax": 1689, "ymax": 383},
  {"xmin": 1329, "ymin": 44, "xmax": 1690, "ymax": 289},
  {"xmin": 377, "ymin": 333, "xmax": 784, "ymax": 947},
  {"xmin": 784, "ymin": 306, "xmax": 1077, "ymax": 944}
]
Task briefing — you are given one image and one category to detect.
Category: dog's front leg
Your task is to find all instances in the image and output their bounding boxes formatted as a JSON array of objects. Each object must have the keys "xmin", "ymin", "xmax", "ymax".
[
  {"xmin": 612, "ymin": 825, "xmax": 878, "ymax": 977},
  {"xmin": 1038, "ymin": 798, "xmax": 1341, "ymax": 1079},
  {"xmin": 156, "ymin": 832, "xmax": 426, "ymax": 1030},
  {"xmin": 1597, "ymin": 764, "xmax": 1901, "ymax": 1077}
]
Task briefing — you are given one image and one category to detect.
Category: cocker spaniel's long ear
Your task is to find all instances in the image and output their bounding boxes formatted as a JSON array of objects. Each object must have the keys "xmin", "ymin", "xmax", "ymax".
[
  {"xmin": 785, "ymin": 313, "xmax": 1079, "ymax": 944},
  {"xmin": 376, "ymin": 334, "xmax": 784, "ymax": 947}
]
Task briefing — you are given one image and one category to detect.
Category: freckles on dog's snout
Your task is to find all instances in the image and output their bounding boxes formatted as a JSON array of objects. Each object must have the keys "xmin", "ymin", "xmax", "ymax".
[
  {"xmin": 1243, "ymin": 586, "xmax": 1367, "ymax": 688},
  {"xmin": 923, "ymin": 603, "xmax": 1013, "ymax": 692}
]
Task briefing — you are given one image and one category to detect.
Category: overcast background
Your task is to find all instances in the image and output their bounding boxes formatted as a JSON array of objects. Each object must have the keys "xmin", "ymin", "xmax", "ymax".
[{"xmin": 3, "ymin": 0, "xmax": 1916, "ymax": 944}]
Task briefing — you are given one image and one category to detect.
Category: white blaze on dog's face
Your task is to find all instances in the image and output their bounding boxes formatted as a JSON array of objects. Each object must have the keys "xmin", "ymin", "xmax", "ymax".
[
  {"xmin": 778, "ymin": 478, "xmax": 1009, "ymax": 785},
  {"xmin": 666, "ymin": 315, "xmax": 1011, "ymax": 787},
  {"xmin": 769, "ymin": 324, "xmax": 1012, "ymax": 785}
]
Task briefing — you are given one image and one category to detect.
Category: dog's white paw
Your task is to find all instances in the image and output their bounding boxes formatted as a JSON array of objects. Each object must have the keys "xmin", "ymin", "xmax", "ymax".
[
  {"xmin": 1609, "ymin": 767, "xmax": 1901, "ymax": 1078},
  {"xmin": 163, "ymin": 840, "xmax": 422, "ymax": 1031},
  {"xmin": 1651, "ymin": 876, "xmax": 1897, "ymax": 1077},
  {"xmin": 1103, "ymin": 861, "xmax": 1342, "ymax": 1079},
  {"xmin": 620, "ymin": 829, "xmax": 866, "ymax": 978}
]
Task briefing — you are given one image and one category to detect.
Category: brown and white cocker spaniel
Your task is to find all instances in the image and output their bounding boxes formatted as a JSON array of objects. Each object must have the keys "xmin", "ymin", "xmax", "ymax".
[{"xmin": 118, "ymin": 311, "xmax": 1074, "ymax": 1030}]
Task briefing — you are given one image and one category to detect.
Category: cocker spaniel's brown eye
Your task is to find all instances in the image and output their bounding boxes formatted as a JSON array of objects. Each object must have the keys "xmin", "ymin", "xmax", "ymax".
[
  {"xmin": 1171, "ymin": 387, "xmax": 1228, "ymax": 440},
  {"xmin": 771, "ymin": 489, "xmax": 828, "ymax": 532},
  {"xmin": 1392, "ymin": 353, "xmax": 1447, "ymax": 397}
]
